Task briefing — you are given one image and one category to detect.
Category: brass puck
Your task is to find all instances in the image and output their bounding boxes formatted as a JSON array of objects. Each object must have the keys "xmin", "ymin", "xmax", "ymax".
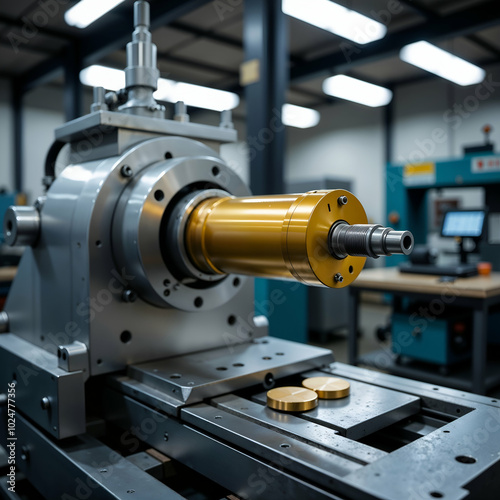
[
  {"xmin": 302, "ymin": 377, "xmax": 350, "ymax": 399},
  {"xmin": 266, "ymin": 386, "xmax": 318, "ymax": 412}
]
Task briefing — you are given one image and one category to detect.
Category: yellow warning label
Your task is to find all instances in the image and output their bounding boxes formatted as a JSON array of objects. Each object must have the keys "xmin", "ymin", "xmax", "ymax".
[
  {"xmin": 404, "ymin": 162, "xmax": 435, "ymax": 177},
  {"xmin": 403, "ymin": 162, "xmax": 436, "ymax": 186}
]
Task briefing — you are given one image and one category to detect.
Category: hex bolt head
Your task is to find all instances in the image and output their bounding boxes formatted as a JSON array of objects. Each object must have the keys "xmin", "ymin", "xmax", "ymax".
[
  {"xmin": 40, "ymin": 397, "xmax": 50, "ymax": 410},
  {"xmin": 120, "ymin": 165, "xmax": 133, "ymax": 178},
  {"xmin": 334, "ymin": 273, "xmax": 344, "ymax": 283},
  {"xmin": 337, "ymin": 196, "xmax": 348, "ymax": 206},
  {"xmin": 122, "ymin": 289, "xmax": 137, "ymax": 303}
]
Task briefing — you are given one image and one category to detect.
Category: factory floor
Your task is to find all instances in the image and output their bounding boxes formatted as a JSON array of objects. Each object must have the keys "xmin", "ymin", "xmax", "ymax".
[{"xmin": 310, "ymin": 299, "xmax": 500, "ymax": 399}]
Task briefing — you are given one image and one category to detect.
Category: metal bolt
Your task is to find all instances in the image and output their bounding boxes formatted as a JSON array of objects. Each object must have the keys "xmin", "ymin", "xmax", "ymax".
[
  {"xmin": 120, "ymin": 165, "xmax": 133, "ymax": 178},
  {"xmin": 122, "ymin": 289, "xmax": 137, "ymax": 303},
  {"xmin": 334, "ymin": 273, "xmax": 344, "ymax": 283},
  {"xmin": 40, "ymin": 397, "xmax": 50, "ymax": 410},
  {"xmin": 337, "ymin": 196, "xmax": 348, "ymax": 206}
]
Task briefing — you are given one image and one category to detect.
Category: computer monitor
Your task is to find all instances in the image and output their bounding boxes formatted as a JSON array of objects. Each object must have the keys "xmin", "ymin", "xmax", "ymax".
[{"xmin": 441, "ymin": 210, "xmax": 486, "ymax": 239}]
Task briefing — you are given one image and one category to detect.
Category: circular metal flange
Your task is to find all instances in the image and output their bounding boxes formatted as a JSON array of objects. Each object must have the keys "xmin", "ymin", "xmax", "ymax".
[
  {"xmin": 111, "ymin": 136, "xmax": 250, "ymax": 312},
  {"xmin": 282, "ymin": 189, "xmax": 367, "ymax": 287},
  {"xmin": 166, "ymin": 188, "xmax": 231, "ymax": 282},
  {"xmin": 266, "ymin": 386, "xmax": 318, "ymax": 412},
  {"xmin": 302, "ymin": 376, "xmax": 350, "ymax": 399}
]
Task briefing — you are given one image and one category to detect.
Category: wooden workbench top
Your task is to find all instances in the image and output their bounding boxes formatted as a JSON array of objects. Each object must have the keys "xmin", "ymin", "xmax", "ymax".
[
  {"xmin": 0, "ymin": 266, "xmax": 17, "ymax": 282},
  {"xmin": 351, "ymin": 267, "xmax": 500, "ymax": 299}
]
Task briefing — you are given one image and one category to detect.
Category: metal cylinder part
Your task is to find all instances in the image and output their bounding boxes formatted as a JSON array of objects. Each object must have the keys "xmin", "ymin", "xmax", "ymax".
[
  {"xmin": 329, "ymin": 223, "xmax": 414, "ymax": 259},
  {"xmin": 185, "ymin": 190, "xmax": 369, "ymax": 287},
  {"xmin": 4, "ymin": 206, "xmax": 40, "ymax": 247}
]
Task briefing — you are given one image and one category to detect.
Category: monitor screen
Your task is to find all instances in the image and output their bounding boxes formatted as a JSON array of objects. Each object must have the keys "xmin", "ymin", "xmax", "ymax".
[{"xmin": 441, "ymin": 210, "xmax": 486, "ymax": 238}]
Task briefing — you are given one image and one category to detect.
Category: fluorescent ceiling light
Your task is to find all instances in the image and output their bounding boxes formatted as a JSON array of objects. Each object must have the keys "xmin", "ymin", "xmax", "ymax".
[
  {"xmin": 282, "ymin": 0, "xmax": 386, "ymax": 44},
  {"xmin": 79, "ymin": 65, "xmax": 125, "ymax": 91},
  {"xmin": 400, "ymin": 41, "xmax": 485, "ymax": 86},
  {"xmin": 65, "ymin": 0, "xmax": 125, "ymax": 29},
  {"xmin": 154, "ymin": 80, "xmax": 240, "ymax": 112},
  {"xmin": 282, "ymin": 104, "xmax": 320, "ymax": 128},
  {"xmin": 322, "ymin": 75, "xmax": 393, "ymax": 107},
  {"xmin": 79, "ymin": 65, "xmax": 240, "ymax": 112}
]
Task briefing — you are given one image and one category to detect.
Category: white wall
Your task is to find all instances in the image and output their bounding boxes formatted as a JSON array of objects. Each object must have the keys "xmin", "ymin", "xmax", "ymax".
[
  {"xmin": 286, "ymin": 101, "xmax": 385, "ymax": 223},
  {"xmin": 286, "ymin": 62, "xmax": 500, "ymax": 229}
]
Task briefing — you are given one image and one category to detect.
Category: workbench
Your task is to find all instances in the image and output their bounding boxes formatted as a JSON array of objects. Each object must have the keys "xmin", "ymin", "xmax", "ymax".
[{"xmin": 349, "ymin": 267, "xmax": 500, "ymax": 395}]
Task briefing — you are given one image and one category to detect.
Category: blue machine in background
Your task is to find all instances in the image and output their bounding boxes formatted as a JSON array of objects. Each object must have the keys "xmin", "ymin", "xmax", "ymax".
[
  {"xmin": 0, "ymin": 192, "xmax": 16, "ymax": 244},
  {"xmin": 386, "ymin": 143, "xmax": 500, "ymax": 368},
  {"xmin": 386, "ymin": 149, "xmax": 500, "ymax": 270}
]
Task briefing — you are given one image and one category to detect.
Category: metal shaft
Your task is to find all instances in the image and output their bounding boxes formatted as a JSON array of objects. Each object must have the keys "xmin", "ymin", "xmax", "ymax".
[
  {"xmin": 183, "ymin": 189, "xmax": 405, "ymax": 288},
  {"xmin": 329, "ymin": 223, "xmax": 414, "ymax": 259}
]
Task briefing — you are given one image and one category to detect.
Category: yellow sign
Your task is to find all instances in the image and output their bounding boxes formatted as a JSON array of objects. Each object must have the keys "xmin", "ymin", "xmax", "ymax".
[{"xmin": 403, "ymin": 162, "xmax": 436, "ymax": 186}]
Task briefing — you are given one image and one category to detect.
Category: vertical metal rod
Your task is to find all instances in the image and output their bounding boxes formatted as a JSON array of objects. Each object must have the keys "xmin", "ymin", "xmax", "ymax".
[
  {"xmin": 348, "ymin": 288, "xmax": 359, "ymax": 365},
  {"xmin": 243, "ymin": 0, "xmax": 288, "ymax": 195},
  {"xmin": 472, "ymin": 303, "xmax": 488, "ymax": 395}
]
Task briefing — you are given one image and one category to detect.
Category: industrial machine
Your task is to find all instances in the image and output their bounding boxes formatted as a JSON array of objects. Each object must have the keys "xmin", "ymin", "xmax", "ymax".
[{"xmin": 1, "ymin": 3, "xmax": 500, "ymax": 499}]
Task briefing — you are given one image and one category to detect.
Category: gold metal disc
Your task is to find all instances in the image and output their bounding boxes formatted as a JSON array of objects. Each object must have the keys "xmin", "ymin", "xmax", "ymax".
[
  {"xmin": 302, "ymin": 377, "xmax": 350, "ymax": 399},
  {"xmin": 266, "ymin": 386, "xmax": 318, "ymax": 412}
]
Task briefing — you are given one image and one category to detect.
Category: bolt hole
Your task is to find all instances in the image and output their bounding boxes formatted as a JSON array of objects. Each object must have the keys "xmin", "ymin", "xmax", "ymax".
[
  {"xmin": 120, "ymin": 330, "xmax": 132, "ymax": 344},
  {"xmin": 433, "ymin": 387, "xmax": 439, "ymax": 390},
  {"xmin": 212, "ymin": 166, "xmax": 220, "ymax": 177},
  {"xmin": 280, "ymin": 443, "xmax": 290, "ymax": 449},
  {"xmin": 263, "ymin": 372, "xmax": 275, "ymax": 389},
  {"xmin": 403, "ymin": 235, "xmax": 412, "ymax": 249},
  {"xmin": 455, "ymin": 455, "xmax": 476, "ymax": 464},
  {"xmin": 263, "ymin": 356, "xmax": 272, "ymax": 360},
  {"xmin": 429, "ymin": 492, "xmax": 443, "ymax": 498},
  {"xmin": 349, "ymin": 265, "xmax": 353, "ymax": 274},
  {"xmin": 492, "ymin": 400, "xmax": 498, "ymax": 403},
  {"xmin": 170, "ymin": 374, "xmax": 181, "ymax": 379},
  {"xmin": 95, "ymin": 240, "xmax": 102, "ymax": 248},
  {"xmin": 6, "ymin": 220, "xmax": 12, "ymax": 233},
  {"xmin": 275, "ymin": 352, "xmax": 284, "ymax": 356},
  {"xmin": 97, "ymin": 359, "xmax": 102, "ymax": 365},
  {"xmin": 165, "ymin": 152, "xmax": 173, "ymax": 159},
  {"xmin": 127, "ymin": 490, "xmax": 135, "ymax": 494},
  {"xmin": 456, "ymin": 408, "xmax": 461, "ymax": 413},
  {"xmin": 194, "ymin": 297, "xmax": 203, "ymax": 308},
  {"xmin": 154, "ymin": 190, "xmax": 164, "ymax": 202},
  {"xmin": 62, "ymin": 351, "xmax": 67, "ymax": 361},
  {"xmin": 57, "ymin": 349, "xmax": 61, "ymax": 358},
  {"xmin": 228, "ymin": 315, "xmax": 236, "ymax": 326},
  {"xmin": 216, "ymin": 366, "xmax": 227, "ymax": 371},
  {"xmin": 443, "ymin": 430, "xmax": 450, "ymax": 433},
  {"xmin": 233, "ymin": 362, "xmax": 244, "ymax": 367},
  {"xmin": 233, "ymin": 277, "xmax": 240, "ymax": 287}
]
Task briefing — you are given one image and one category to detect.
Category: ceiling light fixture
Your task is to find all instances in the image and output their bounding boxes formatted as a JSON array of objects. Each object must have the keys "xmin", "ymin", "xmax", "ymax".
[
  {"xmin": 282, "ymin": 104, "xmax": 320, "ymax": 128},
  {"xmin": 65, "ymin": 0, "xmax": 126, "ymax": 29},
  {"xmin": 79, "ymin": 65, "xmax": 240, "ymax": 112},
  {"xmin": 282, "ymin": 0, "xmax": 386, "ymax": 44},
  {"xmin": 400, "ymin": 41, "xmax": 486, "ymax": 86},
  {"xmin": 322, "ymin": 75, "xmax": 393, "ymax": 107}
]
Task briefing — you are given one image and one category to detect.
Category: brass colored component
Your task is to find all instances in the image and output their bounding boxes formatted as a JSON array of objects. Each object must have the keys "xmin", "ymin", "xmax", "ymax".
[
  {"xmin": 185, "ymin": 189, "xmax": 367, "ymax": 288},
  {"xmin": 266, "ymin": 386, "xmax": 318, "ymax": 412},
  {"xmin": 302, "ymin": 376, "xmax": 350, "ymax": 399}
]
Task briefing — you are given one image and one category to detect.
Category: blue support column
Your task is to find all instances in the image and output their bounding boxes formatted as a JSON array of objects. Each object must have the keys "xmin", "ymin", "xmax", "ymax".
[
  {"xmin": 64, "ymin": 42, "xmax": 84, "ymax": 121},
  {"xmin": 243, "ymin": 0, "xmax": 288, "ymax": 195},
  {"xmin": 12, "ymin": 80, "xmax": 23, "ymax": 193}
]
